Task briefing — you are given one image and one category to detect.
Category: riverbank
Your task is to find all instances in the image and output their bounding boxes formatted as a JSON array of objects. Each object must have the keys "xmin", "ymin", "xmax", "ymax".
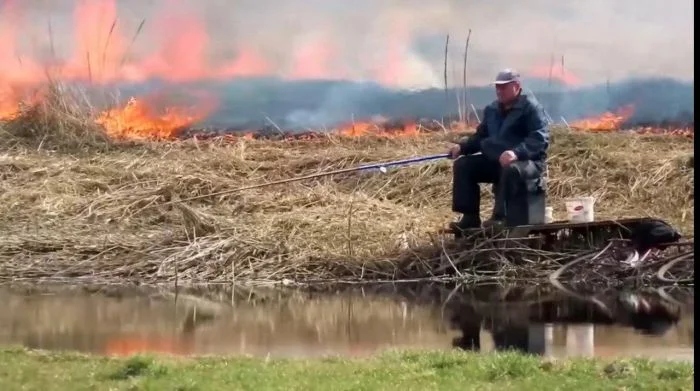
[
  {"xmin": 0, "ymin": 347, "xmax": 693, "ymax": 390},
  {"xmin": 0, "ymin": 123, "xmax": 694, "ymax": 284}
]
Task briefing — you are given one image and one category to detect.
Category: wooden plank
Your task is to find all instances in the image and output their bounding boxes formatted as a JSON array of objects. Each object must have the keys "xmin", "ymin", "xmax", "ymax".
[
  {"xmin": 516, "ymin": 217, "xmax": 651, "ymax": 231},
  {"xmin": 439, "ymin": 217, "xmax": 655, "ymax": 237}
]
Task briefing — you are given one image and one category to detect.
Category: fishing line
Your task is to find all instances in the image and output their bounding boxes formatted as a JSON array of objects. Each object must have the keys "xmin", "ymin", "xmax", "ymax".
[{"xmin": 152, "ymin": 153, "xmax": 450, "ymax": 208}]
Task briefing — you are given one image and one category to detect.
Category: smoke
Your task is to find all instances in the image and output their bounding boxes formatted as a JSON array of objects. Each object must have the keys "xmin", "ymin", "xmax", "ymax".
[
  {"xmin": 156, "ymin": 77, "xmax": 691, "ymax": 130},
  {"xmin": 4, "ymin": 0, "xmax": 693, "ymax": 87},
  {"xmin": 1, "ymin": 0, "xmax": 694, "ymax": 129}
]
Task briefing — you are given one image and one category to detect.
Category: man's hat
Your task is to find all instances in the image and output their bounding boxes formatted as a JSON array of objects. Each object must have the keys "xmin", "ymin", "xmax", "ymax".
[{"xmin": 493, "ymin": 69, "xmax": 520, "ymax": 85}]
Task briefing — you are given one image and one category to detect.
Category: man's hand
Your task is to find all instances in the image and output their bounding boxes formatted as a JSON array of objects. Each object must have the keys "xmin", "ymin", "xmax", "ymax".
[
  {"xmin": 499, "ymin": 150, "xmax": 517, "ymax": 167},
  {"xmin": 448, "ymin": 143, "xmax": 462, "ymax": 159}
]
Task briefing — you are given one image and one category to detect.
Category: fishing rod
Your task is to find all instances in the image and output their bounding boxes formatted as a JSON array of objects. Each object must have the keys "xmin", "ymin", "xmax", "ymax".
[{"xmin": 156, "ymin": 153, "xmax": 450, "ymax": 207}]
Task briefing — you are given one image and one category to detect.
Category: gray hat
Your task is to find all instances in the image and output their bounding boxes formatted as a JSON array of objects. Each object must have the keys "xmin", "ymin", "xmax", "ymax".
[{"xmin": 493, "ymin": 69, "xmax": 520, "ymax": 85}]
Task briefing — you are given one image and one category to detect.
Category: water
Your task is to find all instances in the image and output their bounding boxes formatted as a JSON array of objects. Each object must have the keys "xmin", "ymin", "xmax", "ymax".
[{"xmin": 0, "ymin": 283, "xmax": 693, "ymax": 361}]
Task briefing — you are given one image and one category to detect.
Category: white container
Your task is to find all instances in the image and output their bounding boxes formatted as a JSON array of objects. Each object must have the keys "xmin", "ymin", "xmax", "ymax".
[
  {"xmin": 544, "ymin": 207, "xmax": 554, "ymax": 223},
  {"xmin": 565, "ymin": 197, "xmax": 596, "ymax": 223},
  {"xmin": 565, "ymin": 324, "xmax": 595, "ymax": 357}
]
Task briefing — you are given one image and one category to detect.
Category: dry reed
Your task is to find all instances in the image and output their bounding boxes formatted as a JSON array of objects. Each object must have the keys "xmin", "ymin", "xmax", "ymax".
[
  {"xmin": 0, "ymin": 81, "xmax": 116, "ymax": 152},
  {"xmin": 0, "ymin": 95, "xmax": 694, "ymax": 285}
]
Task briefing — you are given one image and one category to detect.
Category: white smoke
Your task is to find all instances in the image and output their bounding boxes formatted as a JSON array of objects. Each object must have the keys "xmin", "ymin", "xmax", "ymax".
[{"xmin": 2, "ymin": 0, "xmax": 694, "ymax": 89}]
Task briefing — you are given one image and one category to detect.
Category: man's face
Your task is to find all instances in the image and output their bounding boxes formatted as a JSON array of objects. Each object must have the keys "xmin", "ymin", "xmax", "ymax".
[{"xmin": 495, "ymin": 81, "xmax": 520, "ymax": 104}]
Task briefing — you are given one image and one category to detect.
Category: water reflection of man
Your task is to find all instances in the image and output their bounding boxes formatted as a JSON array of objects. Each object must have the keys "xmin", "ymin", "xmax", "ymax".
[
  {"xmin": 450, "ymin": 310, "xmax": 482, "ymax": 351},
  {"xmin": 450, "ymin": 306, "xmax": 536, "ymax": 355},
  {"xmin": 491, "ymin": 324, "xmax": 532, "ymax": 353},
  {"xmin": 618, "ymin": 292, "xmax": 680, "ymax": 336},
  {"xmin": 448, "ymin": 291, "xmax": 686, "ymax": 356}
]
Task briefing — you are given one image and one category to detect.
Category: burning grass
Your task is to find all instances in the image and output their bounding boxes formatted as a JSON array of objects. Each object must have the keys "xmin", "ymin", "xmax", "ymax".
[
  {"xmin": 0, "ymin": 81, "xmax": 116, "ymax": 152},
  {"xmin": 0, "ymin": 102, "xmax": 695, "ymax": 285}
]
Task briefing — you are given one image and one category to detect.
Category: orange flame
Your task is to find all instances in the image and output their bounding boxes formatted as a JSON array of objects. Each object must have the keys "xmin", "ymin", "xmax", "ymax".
[
  {"xmin": 634, "ymin": 127, "xmax": 694, "ymax": 138},
  {"xmin": 0, "ymin": 87, "xmax": 21, "ymax": 120},
  {"xmin": 0, "ymin": 1, "xmax": 692, "ymax": 141},
  {"xmin": 0, "ymin": 0, "xmax": 413, "ymax": 133},
  {"xmin": 570, "ymin": 104, "xmax": 635, "ymax": 131},
  {"xmin": 95, "ymin": 97, "xmax": 213, "ymax": 140},
  {"xmin": 0, "ymin": 0, "xmax": 414, "ymax": 91},
  {"xmin": 528, "ymin": 63, "xmax": 582, "ymax": 86},
  {"xmin": 336, "ymin": 120, "xmax": 420, "ymax": 138},
  {"xmin": 214, "ymin": 120, "xmax": 471, "ymax": 143},
  {"xmin": 0, "ymin": 84, "xmax": 46, "ymax": 120}
]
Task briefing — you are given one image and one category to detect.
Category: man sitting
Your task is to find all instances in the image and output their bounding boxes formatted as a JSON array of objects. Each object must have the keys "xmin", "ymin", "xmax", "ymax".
[{"xmin": 448, "ymin": 69, "xmax": 550, "ymax": 232}]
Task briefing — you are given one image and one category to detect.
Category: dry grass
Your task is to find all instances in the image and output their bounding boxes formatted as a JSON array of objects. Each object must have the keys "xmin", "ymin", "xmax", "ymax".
[
  {"xmin": 0, "ymin": 100, "xmax": 694, "ymax": 284},
  {"xmin": 0, "ymin": 81, "xmax": 115, "ymax": 152}
]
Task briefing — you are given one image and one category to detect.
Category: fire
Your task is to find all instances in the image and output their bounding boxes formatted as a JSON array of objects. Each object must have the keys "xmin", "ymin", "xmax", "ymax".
[
  {"xmin": 336, "ymin": 120, "xmax": 421, "ymax": 138},
  {"xmin": 0, "ymin": 0, "xmax": 277, "ymax": 86},
  {"xmin": 570, "ymin": 105, "xmax": 635, "ymax": 131},
  {"xmin": 206, "ymin": 120, "xmax": 469, "ymax": 143},
  {"xmin": 567, "ymin": 104, "xmax": 692, "ymax": 137},
  {"xmin": 528, "ymin": 63, "xmax": 582, "ymax": 87},
  {"xmin": 0, "ymin": 0, "xmax": 413, "ymax": 93},
  {"xmin": 95, "ymin": 97, "xmax": 211, "ymax": 140},
  {"xmin": 0, "ymin": 89, "xmax": 21, "ymax": 120},
  {"xmin": 635, "ymin": 127, "xmax": 694, "ymax": 138},
  {"xmin": 0, "ymin": 0, "xmax": 422, "ymax": 135},
  {"xmin": 0, "ymin": 1, "xmax": 692, "ymax": 141},
  {"xmin": 0, "ymin": 84, "xmax": 46, "ymax": 120}
]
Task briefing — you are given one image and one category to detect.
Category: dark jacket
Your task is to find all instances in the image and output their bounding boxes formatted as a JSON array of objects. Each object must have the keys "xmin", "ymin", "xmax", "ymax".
[{"xmin": 459, "ymin": 93, "xmax": 550, "ymax": 162}]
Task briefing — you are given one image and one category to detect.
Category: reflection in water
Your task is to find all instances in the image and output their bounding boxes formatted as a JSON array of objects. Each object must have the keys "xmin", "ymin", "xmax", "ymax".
[
  {"xmin": 446, "ymin": 285, "xmax": 692, "ymax": 360},
  {"xmin": 0, "ymin": 283, "xmax": 693, "ymax": 361}
]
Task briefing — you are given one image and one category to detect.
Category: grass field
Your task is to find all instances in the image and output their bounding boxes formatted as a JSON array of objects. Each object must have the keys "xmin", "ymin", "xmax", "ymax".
[
  {"xmin": 0, "ymin": 90, "xmax": 694, "ymax": 284},
  {"xmin": 0, "ymin": 347, "xmax": 693, "ymax": 391}
]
